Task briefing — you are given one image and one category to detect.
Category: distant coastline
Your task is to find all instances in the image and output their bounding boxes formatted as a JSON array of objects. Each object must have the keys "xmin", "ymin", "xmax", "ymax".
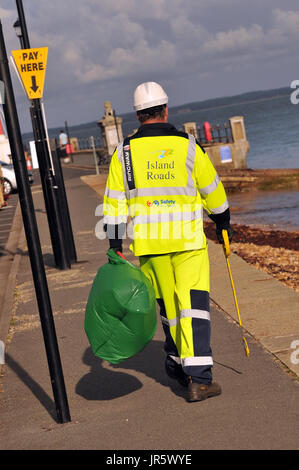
[
  {"xmin": 21, "ymin": 85, "xmax": 290, "ymax": 144},
  {"xmin": 173, "ymin": 92, "xmax": 289, "ymax": 116}
]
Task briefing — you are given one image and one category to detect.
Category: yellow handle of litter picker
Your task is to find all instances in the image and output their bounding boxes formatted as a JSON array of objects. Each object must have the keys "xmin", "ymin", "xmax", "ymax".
[
  {"xmin": 222, "ymin": 229, "xmax": 250, "ymax": 357},
  {"xmin": 222, "ymin": 228, "xmax": 230, "ymax": 258}
]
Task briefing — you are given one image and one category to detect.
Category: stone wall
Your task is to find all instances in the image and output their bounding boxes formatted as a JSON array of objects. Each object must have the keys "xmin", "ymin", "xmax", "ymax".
[
  {"xmin": 184, "ymin": 116, "xmax": 250, "ymax": 170},
  {"xmin": 203, "ymin": 139, "xmax": 250, "ymax": 170}
]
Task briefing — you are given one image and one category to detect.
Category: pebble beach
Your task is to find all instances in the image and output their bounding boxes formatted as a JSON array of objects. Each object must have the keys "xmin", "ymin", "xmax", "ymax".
[{"xmin": 204, "ymin": 221, "xmax": 299, "ymax": 293}]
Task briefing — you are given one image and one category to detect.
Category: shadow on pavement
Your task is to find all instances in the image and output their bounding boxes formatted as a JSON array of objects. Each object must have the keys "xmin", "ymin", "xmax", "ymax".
[
  {"xmin": 76, "ymin": 347, "xmax": 143, "ymax": 400},
  {"xmin": 76, "ymin": 341, "xmax": 188, "ymax": 402},
  {"xmin": 5, "ymin": 353, "xmax": 57, "ymax": 422}
]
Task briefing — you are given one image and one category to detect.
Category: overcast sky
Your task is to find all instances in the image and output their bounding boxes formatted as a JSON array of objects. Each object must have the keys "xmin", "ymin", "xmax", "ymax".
[{"xmin": 1, "ymin": 0, "xmax": 299, "ymax": 133}]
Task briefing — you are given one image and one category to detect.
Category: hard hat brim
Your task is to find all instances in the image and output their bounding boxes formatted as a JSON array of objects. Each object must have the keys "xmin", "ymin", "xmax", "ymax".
[{"xmin": 134, "ymin": 97, "xmax": 168, "ymax": 111}]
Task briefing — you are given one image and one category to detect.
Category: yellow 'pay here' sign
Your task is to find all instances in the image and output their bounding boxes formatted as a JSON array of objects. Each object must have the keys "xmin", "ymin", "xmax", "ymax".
[{"xmin": 12, "ymin": 47, "xmax": 48, "ymax": 100}]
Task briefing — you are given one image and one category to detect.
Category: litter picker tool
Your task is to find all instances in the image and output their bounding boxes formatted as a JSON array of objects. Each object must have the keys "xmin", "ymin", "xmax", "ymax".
[{"xmin": 222, "ymin": 229, "xmax": 250, "ymax": 357}]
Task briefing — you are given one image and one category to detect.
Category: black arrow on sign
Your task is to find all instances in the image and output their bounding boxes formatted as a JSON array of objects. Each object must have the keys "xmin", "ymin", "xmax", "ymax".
[{"xmin": 30, "ymin": 75, "xmax": 39, "ymax": 93}]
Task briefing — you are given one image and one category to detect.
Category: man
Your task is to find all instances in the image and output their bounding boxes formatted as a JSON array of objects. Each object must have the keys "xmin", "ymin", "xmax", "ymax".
[
  {"xmin": 103, "ymin": 82, "xmax": 233, "ymax": 402},
  {"xmin": 58, "ymin": 129, "xmax": 70, "ymax": 163}
]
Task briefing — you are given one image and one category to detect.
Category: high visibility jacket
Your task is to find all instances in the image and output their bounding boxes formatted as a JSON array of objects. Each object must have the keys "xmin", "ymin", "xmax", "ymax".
[{"xmin": 103, "ymin": 123, "xmax": 229, "ymax": 256}]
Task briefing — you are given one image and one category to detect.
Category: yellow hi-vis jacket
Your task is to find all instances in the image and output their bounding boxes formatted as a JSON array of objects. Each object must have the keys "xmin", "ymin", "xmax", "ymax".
[{"xmin": 103, "ymin": 123, "xmax": 229, "ymax": 256}]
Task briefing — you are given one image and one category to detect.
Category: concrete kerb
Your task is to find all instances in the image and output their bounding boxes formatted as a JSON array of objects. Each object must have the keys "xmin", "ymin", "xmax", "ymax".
[{"xmin": 0, "ymin": 201, "xmax": 26, "ymax": 359}]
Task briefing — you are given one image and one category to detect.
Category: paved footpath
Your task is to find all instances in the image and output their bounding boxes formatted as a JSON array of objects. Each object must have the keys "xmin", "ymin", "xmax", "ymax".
[{"xmin": 0, "ymin": 167, "xmax": 298, "ymax": 451}]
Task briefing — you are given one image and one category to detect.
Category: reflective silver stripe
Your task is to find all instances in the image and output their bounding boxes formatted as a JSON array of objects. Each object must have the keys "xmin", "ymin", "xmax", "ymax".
[
  {"xmin": 129, "ymin": 186, "xmax": 197, "ymax": 198},
  {"xmin": 169, "ymin": 355, "xmax": 181, "ymax": 364},
  {"xmin": 117, "ymin": 141, "xmax": 130, "ymax": 199},
  {"xmin": 169, "ymin": 356, "xmax": 213, "ymax": 366},
  {"xmin": 209, "ymin": 199, "xmax": 229, "ymax": 215},
  {"xmin": 182, "ymin": 356, "xmax": 213, "ymax": 367},
  {"xmin": 161, "ymin": 316, "xmax": 178, "ymax": 327},
  {"xmin": 161, "ymin": 308, "xmax": 209, "ymax": 328},
  {"xmin": 186, "ymin": 134, "xmax": 197, "ymax": 190},
  {"xmin": 102, "ymin": 215, "xmax": 127, "ymax": 224},
  {"xmin": 132, "ymin": 209, "xmax": 202, "ymax": 226},
  {"xmin": 117, "ymin": 142, "xmax": 123, "ymax": 163},
  {"xmin": 104, "ymin": 187, "xmax": 126, "ymax": 200},
  {"xmin": 169, "ymin": 318, "xmax": 178, "ymax": 327},
  {"xmin": 180, "ymin": 309, "xmax": 210, "ymax": 321},
  {"xmin": 199, "ymin": 174, "xmax": 220, "ymax": 196}
]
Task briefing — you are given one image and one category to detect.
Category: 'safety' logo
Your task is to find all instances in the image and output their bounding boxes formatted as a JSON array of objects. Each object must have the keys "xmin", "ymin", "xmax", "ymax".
[
  {"xmin": 146, "ymin": 200, "xmax": 160, "ymax": 207},
  {"xmin": 146, "ymin": 199, "xmax": 176, "ymax": 208}
]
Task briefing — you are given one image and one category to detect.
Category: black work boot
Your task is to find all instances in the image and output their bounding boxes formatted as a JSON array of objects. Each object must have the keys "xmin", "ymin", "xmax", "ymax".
[
  {"xmin": 187, "ymin": 380, "xmax": 222, "ymax": 402},
  {"xmin": 165, "ymin": 356, "xmax": 188, "ymax": 387}
]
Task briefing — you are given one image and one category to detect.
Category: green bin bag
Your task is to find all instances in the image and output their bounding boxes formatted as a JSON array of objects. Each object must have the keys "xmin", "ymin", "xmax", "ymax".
[{"xmin": 84, "ymin": 249, "xmax": 157, "ymax": 364}]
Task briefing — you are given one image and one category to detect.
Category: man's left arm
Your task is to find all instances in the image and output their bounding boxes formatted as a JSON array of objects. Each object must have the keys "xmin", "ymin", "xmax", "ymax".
[
  {"xmin": 103, "ymin": 148, "xmax": 128, "ymax": 252},
  {"xmin": 194, "ymin": 145, "xmax": 233, "ymax": 243}
]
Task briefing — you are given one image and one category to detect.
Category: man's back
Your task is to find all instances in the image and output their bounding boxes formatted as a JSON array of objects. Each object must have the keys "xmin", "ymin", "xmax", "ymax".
[
  {"xmin": 126, "ymin": 123, "xmax": 193, "ymax": 188},
  {"xmin": 104, "ymin": 122, "xmax": 228, "ymax": 256}
]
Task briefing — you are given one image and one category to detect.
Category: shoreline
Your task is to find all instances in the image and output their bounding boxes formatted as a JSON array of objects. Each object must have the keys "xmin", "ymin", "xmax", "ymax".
[
  {"xmin": 217, "ymin": 168, "xmax": 299, "ymax": 193},
  {"xmin": 204, "ymin": 221, "xmax": 299, "ymax": 292}
]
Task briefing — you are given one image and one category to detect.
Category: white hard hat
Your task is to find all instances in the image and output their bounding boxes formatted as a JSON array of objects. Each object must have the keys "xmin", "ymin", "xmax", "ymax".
[{"xmin": 133, "ymin": 82, "xmax": 168, "ymax": 111}]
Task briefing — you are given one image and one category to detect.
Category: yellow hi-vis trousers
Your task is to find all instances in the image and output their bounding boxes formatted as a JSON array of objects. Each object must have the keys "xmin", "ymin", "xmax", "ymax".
[{"xmin": 139, "ymin": 247, "xmax": 213, "ymax": 384}]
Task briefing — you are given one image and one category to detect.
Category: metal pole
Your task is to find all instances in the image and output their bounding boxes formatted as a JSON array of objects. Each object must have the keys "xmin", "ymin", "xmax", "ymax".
[
  {"xmin": 216, "ymin": 123, "xmax": 221, "ymax": 143},
  {"xmin": 15, "ymin": 0, "xmax": 70, "ymax": 270},
  {"xmin": 51, "ymin": 142, "xmax": 77, "ymax": 263},
  {"xmin": 0, "ymin": 19, "xmax": 71, "ymax": 424},
  {"xmin": 15, "ymin": 0, "xmax": 30, "ymax": 47},
  {"xmin": 90, "ymin": 136, "xmax": 99, "ymax": 175},
  {"xmin": 44, "ymin": 111, "xmax": 77, "ymax": 263},
  {"xmin": 40, "ymin": 101, "xmax": 55, "ymax": 173},
  {"xmin": 30, "ymin": 100, "xmax": 70, "ymax": 270}
]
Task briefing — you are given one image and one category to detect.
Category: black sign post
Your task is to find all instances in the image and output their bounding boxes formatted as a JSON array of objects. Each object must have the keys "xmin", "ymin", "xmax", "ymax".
[
  {"xmin": 0, "ymin": 19, "xmax": 71, "ymax": 424},
  {"xmin": 15, "ymin": 0, "xmax": 71, "ymax": 270}
]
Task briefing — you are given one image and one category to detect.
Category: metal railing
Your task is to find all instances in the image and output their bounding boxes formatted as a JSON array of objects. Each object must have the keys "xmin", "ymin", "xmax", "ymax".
[
  {"xmin": 77, "ymin": 135, "xmax": 102, "ymax": 150},
  {"xmin": 197, "ymin": 122, "xmax": 233, "ymax": 144},
  {"xmin": 75, "ymin": 123, "xmax": 233, "ymax": 150},
  {"xmin": 178, "ymin": 122, "xmax": 233, "ymax": 144},
  {"xmin": 77, "ymin": 136, "xmax": 110, "ymax": 169}
]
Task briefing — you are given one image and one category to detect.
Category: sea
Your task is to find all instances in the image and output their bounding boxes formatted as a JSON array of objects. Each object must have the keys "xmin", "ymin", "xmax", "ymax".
[{"xmin": 23, "ymin": 86, "xmax": 299, "ymax": 232}]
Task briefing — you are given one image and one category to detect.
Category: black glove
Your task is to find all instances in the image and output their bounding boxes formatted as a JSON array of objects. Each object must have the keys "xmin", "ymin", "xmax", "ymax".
[
  {"xmin": 216, "ymin": 226, "xmax": 234, "ymax": 244},
  {"xmin": 208, "ymin": 208, "xmax": 233, "ymax": 244},
  {"xmin": 104, "ymin": 223, "xmax": 124, "ymax": 254}
]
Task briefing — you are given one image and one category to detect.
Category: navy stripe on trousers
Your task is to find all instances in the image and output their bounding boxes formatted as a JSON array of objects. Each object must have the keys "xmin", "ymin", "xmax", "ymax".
[
  {"xmin": 190, "ymin": 289, "xmax": 212, "ymax": 358},
  {"xmin": 157, "ymin": 298, "xmax": 179, "ymax": 357},
  {"xmin": 182, "ymin": 289, "xmax": 213, "ymax": 384}
]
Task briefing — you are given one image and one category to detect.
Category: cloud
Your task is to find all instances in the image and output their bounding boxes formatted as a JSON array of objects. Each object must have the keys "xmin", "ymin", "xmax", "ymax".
[
  {"xmin": 5, "ymin": 2, "xmax": 299, "ymax": 88},
  {"xmin": 202, "ymin": 24, "xmax": 264, "ymax": 56},
  {"xmin": 272, "ymin": 8, "xmax": 299, "ymax": 34},
  {"xmin": 64, "ymin": 38, "xmax": 176, "ymax": 83},
  {"xmin": 58, "ymin": 6, "xmax": 299, "ymax": 86},
  {"xmin": 170, "ymin": 15, "xmax": 208, "ymax": 44},
  {"xmin": 1, "ymin": 0, "xmax": 299, "ymax": 129},
  {"xmin": 0, "ymin": 7, "xmax": 13, "ymax": 19}
]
